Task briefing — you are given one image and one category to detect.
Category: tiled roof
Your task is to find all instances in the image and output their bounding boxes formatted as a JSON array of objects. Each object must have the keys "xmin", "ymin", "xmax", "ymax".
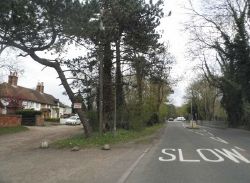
[
  {"xmin": 0, "ymin": 82, "xmax": 59, "ymax": 106},
  {"xmin": 59, "ymin": 102, "xmax": 70, "ymax": 108}
]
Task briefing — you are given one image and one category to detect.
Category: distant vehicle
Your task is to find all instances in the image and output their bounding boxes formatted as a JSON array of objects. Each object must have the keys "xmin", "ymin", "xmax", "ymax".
[
  {"xmin": 175, "ymin": 117, "xmax": 186, "ymax": 121},
  {"xmin": 168, "ymin": 118, "xmax": 174, "ymax": 121},
  {"xmin": 65, "ymin": 116, "xmax": 81, "ymax": 125}
]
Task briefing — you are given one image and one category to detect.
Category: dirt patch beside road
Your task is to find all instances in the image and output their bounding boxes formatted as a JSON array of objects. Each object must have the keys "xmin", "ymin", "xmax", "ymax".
[{"xmin": 0, "ymin": 125, "xmax": 83, "ymax": 156}]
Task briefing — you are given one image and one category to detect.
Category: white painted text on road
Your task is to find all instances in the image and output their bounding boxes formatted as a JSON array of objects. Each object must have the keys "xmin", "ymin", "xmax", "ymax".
[{"xmin": 159, "ymin": 148, "xmax": 250, "ymax": 163}]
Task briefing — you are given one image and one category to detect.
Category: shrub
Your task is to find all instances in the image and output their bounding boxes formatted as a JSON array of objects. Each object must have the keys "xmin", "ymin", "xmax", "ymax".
[
  {"xmin": 242, "ymin": 102, "xmax": 250, "ymax": 130},
  {"xmin": 16, "ymin": 109, "xmax": 42, "ymax": 117},
  {"xmin": 159, "ymin": 104, "xmax": 168, "ymax": 122},
  {"xmin": 45, "ymin": 118, "xmax": 60, "ymax": 122},
  {"xmin": 146, "ymin": 113, "xmax": 159, "ymax": 126},
  {"xmin": 130, "ymin": 115, "xmax": 145, "ymax": 131},
  {"xmin": 86, "ymin": 111, "xmax": 99, "ymax": 132}
]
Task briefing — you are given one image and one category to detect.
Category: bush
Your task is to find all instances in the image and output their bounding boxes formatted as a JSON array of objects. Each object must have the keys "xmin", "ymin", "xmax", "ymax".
[
  {"xmin": 16, "ymin": 109, "xmax": 42, "ymax": 117},
  {"xmin": 146, "ymin": 113, "xmax": 159, "ymax": 126},
  {"xmin": 45, "ymin": 118, "xmax": 60, "ymax": 122},
  {"xmin": 159, "ymin": 104, "xmax": 168, "ymax": 122},
  {"xmin": 123, "ymin": 99, "xmax": 163, "ymax": 130},
  {"xmin": 86, "ymin": 111, "xmax": 99, "ymax": 132},
  {"xmin": 242, "ymin": 102, "xmax": 250, "ymax": 130},
  {"xmin": 130, "ymin": 115, "xmax": 145, "ymax": 131}
]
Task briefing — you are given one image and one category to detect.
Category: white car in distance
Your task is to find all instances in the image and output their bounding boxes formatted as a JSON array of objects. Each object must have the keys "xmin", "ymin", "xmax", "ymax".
[
  {"xmin": 65, "ymin": 116, "xmax": 81, "ymax": 125},
  {"xmin": 175, "ymin": 117, "xmax": 186, "ymax": 121}
]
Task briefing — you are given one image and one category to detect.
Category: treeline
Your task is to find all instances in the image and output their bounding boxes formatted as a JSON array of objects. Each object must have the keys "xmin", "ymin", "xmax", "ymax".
[
  {"xmin": 183, "ymin": 77, "xmax": 227, "ymax": 121},
  {"xmin": 0, "ymin": 0, "xmax": 173, "ymax": 136},
  {"xmin": 186, "ymin": 0, "xmax": 250, "ymax": 128}
]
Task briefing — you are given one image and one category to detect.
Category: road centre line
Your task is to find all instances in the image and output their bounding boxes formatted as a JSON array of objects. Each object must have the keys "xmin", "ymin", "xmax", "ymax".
[
  {"xmin": 209, "ymin": 136, "xmax": 229, "ymax": 144},
  {"xmin": 194, "ymin": 132, "xmax": 204, "ymax": 136},
  {"xmin": 234, "ymin": 146, "xmax": 246, "ymax": 151},
  {"xmin": 207, "ymin": 132, "xmax": 214, "ymax": 136}
]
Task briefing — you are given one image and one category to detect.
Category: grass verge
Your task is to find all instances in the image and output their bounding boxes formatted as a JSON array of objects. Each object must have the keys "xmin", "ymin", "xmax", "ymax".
[
  {"xmin": 0, "ymin": 126, "xmax": 29, "ymax": 136},
  {"xmin": 53, "ymin": 123, "xmax": 164, "ymax": 148}
]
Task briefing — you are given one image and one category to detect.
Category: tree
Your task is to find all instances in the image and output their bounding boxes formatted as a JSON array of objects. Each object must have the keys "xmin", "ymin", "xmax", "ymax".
[
  {"xmin": 186, "ymin": 0, "xmax": 250, "ymax": 127},
  {"xmin": 0, "ymin": 45, "xmax": 24, "ymax": 82},
  {"xmin": 0, "ymin": 0, "xmax": 170, "ymax": 135},
  {"xmin": 185, "ymin": 76, "xmax": 226, "ymax": 121},
  {"xmin": 59, "ymin": 0, "xmax": 166, "ymax": 132},
  {"xmin": 0, "ymin": 0, "xmax": 92, "ymax": 137}
]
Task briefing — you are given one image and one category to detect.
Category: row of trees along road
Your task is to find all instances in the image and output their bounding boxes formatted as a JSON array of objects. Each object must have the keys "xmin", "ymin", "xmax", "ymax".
[
  {"xmin": 186, "ymin": 0, "xmax": 250, "ymax": 128},
  {"xmin": 0, "ymin": 0, "xmax": 174, "ymax": 137},
  {"xmin": 184, "ymin": 76, "xmax": 227, "ymax": 121}
]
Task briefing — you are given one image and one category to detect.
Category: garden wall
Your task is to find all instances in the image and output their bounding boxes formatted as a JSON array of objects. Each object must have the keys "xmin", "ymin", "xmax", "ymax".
[{"xmin": 0, "ymin": 115, "xmax": 21, "ymax": 127}]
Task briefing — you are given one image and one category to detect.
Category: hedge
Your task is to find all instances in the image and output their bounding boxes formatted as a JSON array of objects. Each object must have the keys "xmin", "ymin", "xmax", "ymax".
[{"xmin": 16, "ymin": 109, "xmax": 42, "ymax": 117}]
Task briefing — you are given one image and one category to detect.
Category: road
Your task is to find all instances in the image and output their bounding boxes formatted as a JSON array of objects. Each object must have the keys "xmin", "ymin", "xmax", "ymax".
[
  {"xmin": 124, "ymin": 121, "xmax": 250, "ymax": 183},
  {"xmin": 1, "ymin": 122, "xmax": 250, "ymax": 183}
]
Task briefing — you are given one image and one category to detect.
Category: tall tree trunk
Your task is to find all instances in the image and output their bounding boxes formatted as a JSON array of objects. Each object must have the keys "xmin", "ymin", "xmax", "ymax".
[
  {"xmin": 136, "ymin": 71, "xmax": 143, "ymax": 114},
  {"xmin": 221, "ymin": 83, "xmax": 242, "ymax": 128},
  {"xmin": 28, "ymin": 52, "xmax": 92, "ymax": 137},
  {"xmin": 134, "ymin": 57, "xmax": 144, "ymax": 116},
  {"xmin": 54, "ymin": 64, "xmax": 92, "ymax": 137},
  {"xmin": 156, "ymin": 84, "xmax": 162, "ymax": 113},
  {"xmin": 103, "ymin": 40, "xmax": 114, "ymax": 130},
  {"xmin": 115, "ymin": 39, "xmax": 124, "ymax": 123}
]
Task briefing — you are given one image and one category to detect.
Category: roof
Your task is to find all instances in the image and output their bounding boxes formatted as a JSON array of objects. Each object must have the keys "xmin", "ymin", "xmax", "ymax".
[
  {"xmin": 0, "ymin": 82, "xmax": 59, "ymax": 106},
  {"xmin": 59, "ymin": 102, "xmax": 71, "ymax": 108}
]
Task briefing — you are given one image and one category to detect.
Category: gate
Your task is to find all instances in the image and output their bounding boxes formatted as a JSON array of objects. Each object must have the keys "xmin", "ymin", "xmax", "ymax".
[{"xmin": 21, "ymin": 116, "xmax": 36, "ymax": 126}]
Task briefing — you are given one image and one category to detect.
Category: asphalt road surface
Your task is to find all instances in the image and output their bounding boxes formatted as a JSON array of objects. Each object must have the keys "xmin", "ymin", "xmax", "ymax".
[{"xmin": 124, "ymin": 121, "xmax": 250, "ymax": 183}]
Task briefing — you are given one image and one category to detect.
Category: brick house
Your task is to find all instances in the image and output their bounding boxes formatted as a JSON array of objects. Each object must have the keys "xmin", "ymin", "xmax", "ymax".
[{"xmin": 0, "ymin": 72, "xmax": 71, "ymax": 118}]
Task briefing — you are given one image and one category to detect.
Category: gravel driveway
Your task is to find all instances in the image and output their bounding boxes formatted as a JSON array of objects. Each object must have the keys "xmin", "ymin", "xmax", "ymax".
[{"xmin": 0, "ymin": 125, "xmax": 83, "ymax": 156}]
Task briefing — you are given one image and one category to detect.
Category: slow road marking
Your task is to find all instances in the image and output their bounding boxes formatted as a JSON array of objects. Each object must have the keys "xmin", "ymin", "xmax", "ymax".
[{"xmin": 159, "ymin": 148, "xmax": 250, "ymax": 163}]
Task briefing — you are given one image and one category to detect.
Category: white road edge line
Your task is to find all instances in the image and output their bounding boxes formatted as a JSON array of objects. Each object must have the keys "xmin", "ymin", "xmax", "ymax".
[
  {"xmin": 208, "ymin": 132, "xmax": 214, "ymax": 136},
  {"xmin": 117, "ymin": 148, "xmax": 150, "ymax": 183},
  {"xmin": 234, "ymin": 146, "xmax": 246, "ymax": 151},
  {"xmin": 194, "ymin": 132, "xmax": 204, "ymax": 136}
]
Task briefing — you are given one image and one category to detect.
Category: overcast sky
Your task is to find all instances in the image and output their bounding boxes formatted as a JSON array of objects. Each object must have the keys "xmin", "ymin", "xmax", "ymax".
[
  {"xmin": 161, "ymin": 0, "xmax": 199, "ymax": 106},
  {"xmin": 1, "ymin": 0, "xmax": 199, "ymax": 107}
]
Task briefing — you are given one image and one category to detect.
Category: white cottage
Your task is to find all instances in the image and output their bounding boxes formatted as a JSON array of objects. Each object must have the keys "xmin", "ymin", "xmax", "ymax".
[{"xmin": 0, "ymin": 72, "xmax": 71, "ymax": 118}]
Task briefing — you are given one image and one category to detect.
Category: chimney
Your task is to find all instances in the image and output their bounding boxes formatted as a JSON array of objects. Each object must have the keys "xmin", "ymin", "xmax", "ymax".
[
  {"xmin": 36, "ymin": 82, "xmax": 44, "ymax": 93},
  {"xmin": 8, "ymin": 72, "xmax": 18, "ymax": 86},
  {"xmin": 41, "ymin": 82, "xmax": 44, "ymax": 93}
]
